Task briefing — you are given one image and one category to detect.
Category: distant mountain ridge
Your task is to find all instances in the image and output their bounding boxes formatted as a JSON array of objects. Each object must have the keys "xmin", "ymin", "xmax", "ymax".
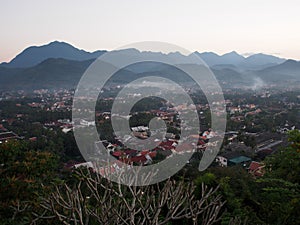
[
  {"xmin": 1, "ymin": 41, "xmax": 106, "ymax": 68},
  {"xmin": 0, "ymin": 56, "xmax": 299, "ymax": 91},
  {"xmin": 195, "ymin": 51, "xmax": 245, "ymax": 67},
  {"xmin": 195, "ymin": 51, "xmax": 285, "ymax": 69},
  {"xmin": 0, "ymin": 58, "xmax": 94, "ymax": 90},
  {"xmin": 1, "ymin": 41, "xmax": 287, "ymax": 69},
  {"xmin": 0, "ymin": 41, "xmax": 299, "ymax": 91}
]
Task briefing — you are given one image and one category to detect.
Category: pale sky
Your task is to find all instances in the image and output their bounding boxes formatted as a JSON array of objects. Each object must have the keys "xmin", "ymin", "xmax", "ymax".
[{"xmin": 1, "ymin": 0, "xmax": 300, "ymax": 62}]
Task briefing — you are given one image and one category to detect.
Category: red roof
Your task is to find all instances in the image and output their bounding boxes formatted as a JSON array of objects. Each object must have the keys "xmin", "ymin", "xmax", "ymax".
[
  {"xmin": 148, "ymin": 151, "xmax": 157, "ymax": 158},
  {"xmin": 159, "ymin": 140, "xmax": 177, "ymax": 150},
  {"xmin": 29, "ymin": 137, "xmax": 37, "ymax": 141},
  {"xmin": 198, "ymin": 140, "xmax": 206, "ymax": 145},
  {"xmin": 248, "ymin": 161, "xmax": 265, "ymax": 177},
  {"xmin": 140, "ymin": 150, "xmax": 149, "ymax": 156},
  {"xmin": 112, "ymin": 151, "xmax": 123, "ymax": 157},
  {"xmin": 249, "ymin": 161, "xmax": 261, "ymax": 170},
  {"xmin": 121, "ymin": 155, "xmax": 147, "ymax": 164}
]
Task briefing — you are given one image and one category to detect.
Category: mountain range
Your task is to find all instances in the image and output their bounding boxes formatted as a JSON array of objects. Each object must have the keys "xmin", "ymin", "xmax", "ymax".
[
  {"xmin": 1, "ymin": 41, "xmax": 286, "ymax": 69},
  {"xmin": 195, "ymin": 51, "xmax": 285, "ymax": 69},
  {"xmin": 1, "ymin": 41, "xmax": 106, "ymax": 68},
  {"xmin": 0, "ymin": 41, "xmax": 299, "ymax": 91}
]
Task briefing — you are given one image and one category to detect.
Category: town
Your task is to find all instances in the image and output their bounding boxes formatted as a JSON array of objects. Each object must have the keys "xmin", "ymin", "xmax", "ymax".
[{"xmin": 1, "ymin": 87, "xmax": 299, "ymax": 178}]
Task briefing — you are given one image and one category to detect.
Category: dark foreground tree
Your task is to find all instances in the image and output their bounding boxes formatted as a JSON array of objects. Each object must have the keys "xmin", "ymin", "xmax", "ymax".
[{"xmin": 32, "ymin": 168, "xmax": 225, "ymax": 225}]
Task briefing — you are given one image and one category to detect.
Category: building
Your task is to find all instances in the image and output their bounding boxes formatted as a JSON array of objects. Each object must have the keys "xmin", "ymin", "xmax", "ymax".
[
  {"xmin": 80, "ymin": 119, "xmax": 95, "ymax": 126},
  {"xmin": 248, "ymin": 161, "xmax": 265, "ymax": 177},
  {"xmin": 216, "ymin": 151, "xmax": 251, "ymax": 167},
  {"xmin": 0, "ymin": 131, "xmax": 21, "ymax": 143}
]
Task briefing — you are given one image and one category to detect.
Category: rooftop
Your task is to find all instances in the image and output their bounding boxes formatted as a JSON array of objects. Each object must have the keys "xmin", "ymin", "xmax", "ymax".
[
  {"xmin": 229, "ymin": 156, "xmax": 251, "ymax": 164},
  {"xmin": 0, "ymin": 131, "xmax": 20, "ymax": 141}
]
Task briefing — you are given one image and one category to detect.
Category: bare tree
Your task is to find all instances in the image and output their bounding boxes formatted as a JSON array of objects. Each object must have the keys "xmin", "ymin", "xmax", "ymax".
[
  {"xmin": 32, "ymin": 167, "xmax": 225, "ymax": 225},
  {"xmin": 228, "ymin": 217, "xmax": 248, "ymax": 225}
]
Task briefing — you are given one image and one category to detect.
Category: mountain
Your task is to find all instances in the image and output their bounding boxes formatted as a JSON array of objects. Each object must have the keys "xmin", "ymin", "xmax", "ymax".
[
  {"xmin": 0, "ymin": 41, "xmax": 299, "ymax": 91},
  {"xmin": 194, "ymin": 52, "xmax": 220, "ymax": 66},
  {"xmin": 1, "ymin": 41, "xmax": 106, "ymax": 68},
  {"xmin": 0, "ymin": 57, "xmax": 299, "ymax": 91},
  {"xmin": 0, "ymin": 41, "xmax": 286, "ymax": 70},
  {"xmin": 0, "ymin": 58, "xmax": 93, "ymax": 90},
  {"xmin": 0, "ymin": 57, "xmax": 141, "ymax": 90},
  {"xmin": 256, "ymin": 59, "xmax": 300, "ymax": 82},
  {"xmin": 241, "ymin": 53, "xmax": 285, "ymax": 69},
  {"xmin": 195, "ymin": 51, "xmax": 285, "ymax": 70},
  {"xmin": 220, "ymin": 51, "xmax": 245, "ymax": 65},
  {"xmin": 260, "ymin": 59, "xmax": 300, "ymax": 75},
  {"xmin": 195, "ymin": 51, "xmax": 245, "ymax": 67}
]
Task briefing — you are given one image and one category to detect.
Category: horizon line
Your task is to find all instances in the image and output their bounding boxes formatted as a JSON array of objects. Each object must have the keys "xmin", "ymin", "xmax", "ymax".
[{"xmin": 1, "ymin": 40, "xmax": 299, "ymax": 64}]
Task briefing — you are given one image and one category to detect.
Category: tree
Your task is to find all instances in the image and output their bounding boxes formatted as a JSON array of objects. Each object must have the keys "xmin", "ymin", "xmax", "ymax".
[
  {"xmin": 254, "ymin": 130, "xmax": 300, "ymax": 224},
  {"xmin": 34, "ymin": 168, "xmax": 225, "ymax": 225},
  {"xmin": 264, "ymin": 129, "xmax": 300, "ymax": 184},
  {"xmin": 254, "ymin": 178, "xmax": 300, "ymax": 225},
  {"xmin": 0, "ymin": 140, "xmax": 59, "ymax": 225}
]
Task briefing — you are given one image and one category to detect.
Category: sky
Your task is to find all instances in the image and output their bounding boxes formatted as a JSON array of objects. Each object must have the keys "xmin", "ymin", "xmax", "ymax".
[{"xmin": 1, "ymin": 0, "xmax": 300, "ymax": 62}]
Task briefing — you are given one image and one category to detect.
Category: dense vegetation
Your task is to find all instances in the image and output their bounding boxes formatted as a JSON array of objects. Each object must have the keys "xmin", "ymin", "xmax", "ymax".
[{"xmin": 0, "ymin": 130, "xmax": 299, "ymax": 224}]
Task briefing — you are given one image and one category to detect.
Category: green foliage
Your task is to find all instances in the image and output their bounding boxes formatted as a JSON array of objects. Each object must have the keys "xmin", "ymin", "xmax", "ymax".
[
  {"xmin": 0, "ymin": 140, "xmax": 60, "ymax": 224},
  {"xmin": 254, "ymin": 178, "xmax": 300, "ymax": 224},
  {"xmin": 195, "ymin": 172, "xmax": 216, "ymax": 186},
  {"xmin": 264, "ymin": 129, "xmax": 300, "ymax": 184},
  {"xmin": 192, "ymin": 130, "xmax": 300, "ymax": 224},
  {"xmin": 129, "ymin": 112, "xmax": 155, "ymax": 127}
]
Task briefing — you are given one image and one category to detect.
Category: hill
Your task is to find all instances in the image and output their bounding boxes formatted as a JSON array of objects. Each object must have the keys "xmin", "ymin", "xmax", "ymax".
[{"xmin": 1, "ymin": 41, "xmax": 106, "ymax": 68}]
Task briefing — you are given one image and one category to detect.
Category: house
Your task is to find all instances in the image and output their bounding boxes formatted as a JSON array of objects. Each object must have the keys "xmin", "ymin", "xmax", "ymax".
[
  {"xmin": 159, "ymin": 140, "xmax": 177, "ymax": 151},
  {"xmin": 121, "ymin": 154, "xmax": 148, "ymax": 165},
  {"xmin": 29, "ymin": 137, "xmax": 37, "ymax": 142},
  {"xmin": 0, "ymin": 131, "xmax": 21, "ymax": 143},
  {"xmin": 80, "ymin": 119, "xmax": 95, "ymax": 126},
  {"xmin": 62, "ymin": 127, "xmax": 72, "ymax": 133},
  {"xmin": 112, "ymin": 151, "xmax": 124, "ymax": 158},
  {"xmin": 228, "ymin": 156, "xmax": 252, "ymax": 166},
  {"xmin": 74, "ymin": 161, "xmax": 94, "ymax": 169},
  {"xmin": 165, "ymin": 132, "xmax": 175, "ymax": 139},
  {"xmin": 216, "ymin": 151, "xmax": 251, "ymax": 167},
  {"xmin": 248, "ymin": 161, "xmax": 265, "ymax": 177},
  {"xmin": 131, "ymin": 126, "xmax": 149, "ymax": 132},
  {"xmin": 132, "ymin": 131, "xmax": 148, "ymax": 139}
]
